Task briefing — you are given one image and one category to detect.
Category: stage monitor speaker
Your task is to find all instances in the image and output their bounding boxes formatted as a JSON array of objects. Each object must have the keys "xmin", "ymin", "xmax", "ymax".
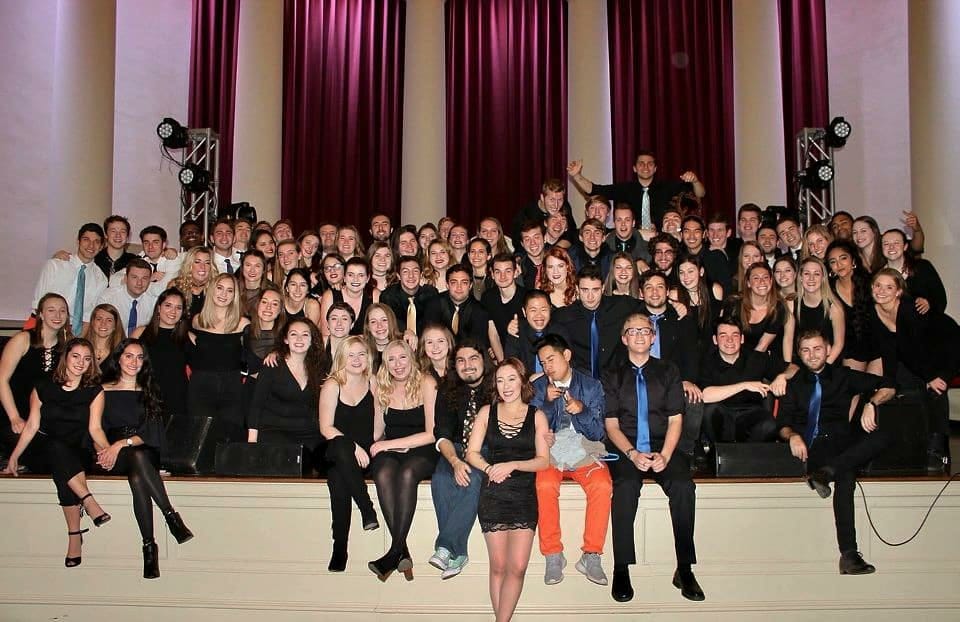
[
  {"xmin": 214, "ymin": 442, "xmax": 306, "ymax": 477},
  {"xmin": 715, "ymin": 442, "xmax": 805, "ymax": 478},
  {"xmin": 863, "ymin": 394, "xmax": 929, "ymax": 476},
  {"xmin": 162, "ymin": 416, "xmax": 215, "ymax": 475}
]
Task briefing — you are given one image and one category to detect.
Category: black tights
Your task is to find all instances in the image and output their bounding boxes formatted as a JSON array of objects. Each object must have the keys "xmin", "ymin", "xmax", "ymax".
[
  {"xmin": 370, "ymin": 452, "xmax": 435, "ymax": 557},
  {"xmin": 113, "ymin": 446, "xmax": 173, "ymax": 542}
]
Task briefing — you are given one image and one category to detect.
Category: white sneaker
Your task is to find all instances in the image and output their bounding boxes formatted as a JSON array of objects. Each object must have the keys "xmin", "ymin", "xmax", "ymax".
[
  {"xmin": 544, "ymin": 552, "xmax": 566, "ymax": 585},
  {"xmin": 429, "ymin": 547, "xmax": 451, "ymax": 571},
  {"xmin": 441, "ymin": 554, "xmax": 468, "ymax": 579}
]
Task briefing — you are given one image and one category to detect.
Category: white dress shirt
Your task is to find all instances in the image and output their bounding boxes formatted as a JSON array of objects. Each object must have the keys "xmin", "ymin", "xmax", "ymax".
[
  {"xmin": 32, "ymin": 255, "xmax": 108, "ymax": 322},
  {"xmin": 212, "ymin": 250, "xmax": 243, "ymax": 275},
  {"xmin": 96, "ymin": 286, "xmax": 158, "ymax": 331}
]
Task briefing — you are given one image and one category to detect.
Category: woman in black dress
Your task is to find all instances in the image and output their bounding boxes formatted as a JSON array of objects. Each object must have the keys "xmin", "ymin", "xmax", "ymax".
[
  {"xmin": 132, "ymin": 288, "xmax": 189, "ymax": 423},
  {"xmin": 466, "ymin": 358, "xmax": 549, "ymax": 622},
  {"xmin": 827, "ymin": 240, "xmax": 880, "ymax": 373},
  {"xmin": 319, "ymin": 257, "xmax": 378, "ymax": 339},
  {"xmin": 0, "ymin": 293, "xmax": 69, "ymax": 465},
  {"xmin": 367, "ymin": 340, "xmax": 439, "ymax": 580},
  {"xmin": 793, "ymin": 257, "xmax": 845, "ymax": 364},
  {"xmin": 189, "ymin": 273, "xmax": 250, "ymax": 451},
  {"xmin": 881, "ymin": 228, "xmax": 947, "ymax": 316},
  {"xmin": 90, "ymin": 339, "xmax": 193, "ymax": 578},
  {"xmin": 283, "ymin": 268, "xmax": 321, "ymax": 325},
  {"xmin": 247, "ymin": 319, "xmax": 327, "ymax": 470},
  {"xmin": 3, "ymin": 338, "xmax": 110, "ymax": 567},
  {"xmin": 167, "ymin": 246, "xmax": 216, "ymax": 322},
  {"xmin": 319, "ymin": 336, "xmax": 383, "ymax": 572}
]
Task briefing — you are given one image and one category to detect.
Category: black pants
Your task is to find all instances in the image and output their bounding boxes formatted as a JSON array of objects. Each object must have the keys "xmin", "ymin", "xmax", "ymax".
[
  {"xmin": 187, "ymin": 370, "xmax": 246, "ymax": 444},
  {"xmin": 807, "ymin": 425, "xmax": 893, "ymax": 554},
  {"xmin": 608, "ymin": 442, "xmax": 697, "ymax": 568},
  {"xmin": 324, "ymin": 436, "xmax": 375, "ymax": 550},
  {"xmin": 702, "ymin": 403, "xmax": 777, "ymax": 443}
]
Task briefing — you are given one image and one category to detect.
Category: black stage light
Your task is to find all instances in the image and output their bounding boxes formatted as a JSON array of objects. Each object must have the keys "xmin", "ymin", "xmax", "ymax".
[
  {"xmin": 157, "ymin": 117, "xmax": 189, "ymax": 149},
  {"xmin": 797, "ymin": 160, "xmax": 834, "ymax": 190},
  {"xmin": 178, "ymin": 163, "xmax": 210, "ymax": 193},
  {"xmin": 826, "ymin": 116, "xmax": 852, "ymax": 148}
]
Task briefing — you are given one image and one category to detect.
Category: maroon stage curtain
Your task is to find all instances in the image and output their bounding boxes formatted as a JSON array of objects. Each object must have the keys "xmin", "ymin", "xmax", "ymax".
[
  {"xmin": 282, "ymin": 0, "xmax": 406, "ymax": 230},
  {"xmin": 189, "ymin": 0, "xmax": 240, "ymax": 212},
  {"xmin": 606, "ymin": 0, "xmax": 735, "ymax": 219},
  {"xmin": 778, "ymin": 0, "xmax": 829, "ymax": 211},
  {"xmin": 445, "ymin": 0, "xmax": 567, "ymax": 231}
]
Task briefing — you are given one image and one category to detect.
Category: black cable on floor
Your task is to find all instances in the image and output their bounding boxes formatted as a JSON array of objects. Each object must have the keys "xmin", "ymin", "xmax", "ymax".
[{"xmin": 857, "ymin": 473, "xmax": 959, "ymax": 546}]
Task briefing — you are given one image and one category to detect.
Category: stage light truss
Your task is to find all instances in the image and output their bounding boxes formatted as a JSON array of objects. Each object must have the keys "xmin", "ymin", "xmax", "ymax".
[
  {"xmin": 795, "ymin": 128, "xmax": 835, "ymax": 227},
  {"xmin": 178, "ymin": 128, "xmax": 220, "ymax": 242}
]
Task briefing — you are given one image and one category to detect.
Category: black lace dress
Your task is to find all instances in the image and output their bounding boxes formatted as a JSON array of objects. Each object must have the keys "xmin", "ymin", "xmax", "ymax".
[{"xmin": 478, "ymin": 403, "xmax": 538, "ymax": 533}]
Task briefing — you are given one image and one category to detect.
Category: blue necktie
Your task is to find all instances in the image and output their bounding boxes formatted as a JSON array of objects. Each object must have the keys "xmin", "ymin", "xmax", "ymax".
[
  {"xmin": 635, "ymin": 366, "xmax": 651, "ymax": 452},
  {"xmin": 533, "ymin": 331, "xmax": 543, "ymax": 374},
  {"xmin": 72, "ymin": 264, "xmax": 86, "ymax": 334},
  {"xmin": 224, "ymin": 258, "xmax": 233, "ymax": 274},
  {"xmin": 590, "ymin": 311, "xmax": 600, "ymax": 379},
  {"xmin": 649, "ymin": 313, "xmax": 663, "ymax": 359},
  {"xmin": 805, "ymin": 374, "xmax": 822, "ymax": 447},
  {"xmin": 127, "ymin": 299, "xmax": 138, "ymax": 334}
]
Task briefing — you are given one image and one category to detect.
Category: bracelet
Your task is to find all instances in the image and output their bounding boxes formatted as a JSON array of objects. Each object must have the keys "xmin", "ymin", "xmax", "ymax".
[
  {"xmin": 484, "ymin": 464, "xmax": 492, "ymax": 474},
  {"xmin": 626, "ymin": 448, "xmax": 637, "ymax": 457}
]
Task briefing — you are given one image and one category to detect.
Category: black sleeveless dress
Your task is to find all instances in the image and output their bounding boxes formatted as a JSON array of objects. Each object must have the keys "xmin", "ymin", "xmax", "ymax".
[
  {"xmin": 374, "ymin": 405, "xmax": 439, "ymax": 465},
  {"xmin": 0, "ymin": 343, "xmax": 59, "ymax": 454},
  {"xmin": 332, "ymin": 390, "xmax": 375, "ymax": 452},
  {"xmin": 794, "ymin": 299, "xmax": 834, "ymax": 361},
  {"xmin": 478, "ymin": 403, "xmax": 538, "ymax": 533}
]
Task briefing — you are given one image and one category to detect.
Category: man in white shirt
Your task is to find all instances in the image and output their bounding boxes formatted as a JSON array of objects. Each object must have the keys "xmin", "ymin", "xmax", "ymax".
[
  {"xmin": 110, "ymin": 226, "xmax": 182, "ymax": 296},
  {"xmin": 33, "ymin": 223, "xmax": 109, "ymax": 333},
  {"xmin": 97, "ymin": 258, "xmax": 157, "ymax": 333},
  {"xmin": 209, "ymin": 218, "xmax": 242, "ymax": 275}
]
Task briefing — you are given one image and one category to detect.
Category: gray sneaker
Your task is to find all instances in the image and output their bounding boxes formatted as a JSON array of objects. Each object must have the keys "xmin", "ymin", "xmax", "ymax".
[
  {"xmin": 428, "ymin": 547, "xmax": 451, "ymax": 571},
  {"xmin": 575, "ymin": 552, "xmax": 608, "ymax": 586},
  {"xmin": 544, "ymin": 552, "xmax": 566, "ymax": 585}
]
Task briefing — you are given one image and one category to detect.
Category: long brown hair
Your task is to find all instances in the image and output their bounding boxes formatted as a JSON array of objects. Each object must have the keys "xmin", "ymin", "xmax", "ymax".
[
  {"xmin": 31, "ymin": 293, "xmax": 71, "ymax": 348},
  {"xmin": 539, "ymin": 247, "xmax": 578, "ymax": 306},
  {"xmin": 52, "ymin": 338, "xmax": 101, "ymax": 387}
]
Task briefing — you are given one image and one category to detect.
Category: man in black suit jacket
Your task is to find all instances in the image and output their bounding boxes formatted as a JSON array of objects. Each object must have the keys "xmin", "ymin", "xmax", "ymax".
[
  {"xmin": 552, "ymin": 266, "xmax": 640, "ymax": 379},
  {"xmin": 638, "ymin": 270, "xmax": 702, "ymax": 403},
  {"xmin": 424, "ymin": 264, "xmax": 495, "ymax": 350},
  {"xmin": 380, "ymin": 255, "xmax": 438, "ymax": 339}
]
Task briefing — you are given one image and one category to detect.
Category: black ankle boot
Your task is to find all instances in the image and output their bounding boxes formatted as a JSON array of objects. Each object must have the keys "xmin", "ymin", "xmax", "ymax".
[
  {"xmin": 164, "ymin": 511, "xmax": 194, "ymax": 544},
  {"xmin": 328, "ymin": 545, "xmax": 348, "ymax": 573},
  {"xmin": 143, "ymin": 540, "xmax": 160, "ymax": 579}
]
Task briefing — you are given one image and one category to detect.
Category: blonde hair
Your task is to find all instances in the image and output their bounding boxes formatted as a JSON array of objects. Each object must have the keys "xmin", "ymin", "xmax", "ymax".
[
  {"xmin": 328, "ymin": 335, "xmax": 372, "ymax": 385},
  {"xmin": 170, "ymin": 247, "xmax": 219, "ymax": 309},
  {"xmin": 797, "ymin": 257, "xmax": 837, "ymax": 320},
  {"xmin": 375, "ymin": 340, "xmax": 424, "ymax": 410},
  {"xmin": 195, "ymin": 273, "xmax": 243, "ymax": 332}
]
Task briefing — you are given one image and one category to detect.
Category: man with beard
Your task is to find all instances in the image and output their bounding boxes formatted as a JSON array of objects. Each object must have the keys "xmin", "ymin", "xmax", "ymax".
[{"xmin": 429, "ymin": 339, "xmax": 492, "ymax": 579}]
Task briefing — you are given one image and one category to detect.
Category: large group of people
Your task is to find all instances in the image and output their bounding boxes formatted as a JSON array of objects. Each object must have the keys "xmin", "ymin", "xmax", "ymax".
[{"xmin": 1, "ymin": 151, "xmax": 957, "ymax": 619}]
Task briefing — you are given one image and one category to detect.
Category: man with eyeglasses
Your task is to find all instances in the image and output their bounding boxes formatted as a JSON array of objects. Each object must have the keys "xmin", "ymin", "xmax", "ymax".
[
  {"xmin": 603, "ymin": 313, "xmax": 703, "ymax": 603},
  {"xmin": 567, "ymin": 152, "xmax": 705, "ymax": 234}
]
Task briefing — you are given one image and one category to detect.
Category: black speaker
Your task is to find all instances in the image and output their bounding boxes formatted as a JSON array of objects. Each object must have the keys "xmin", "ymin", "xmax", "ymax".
[
  {"xmin": 162, "ymin": 416, "xmax": 215, "ymax": 475},
  {"xmin": 715, "ymin": 442, "xmax": 805, "ymax": 477},
  {"xmin": 863, "ymin": 395, "xmax": 929, "ymax": 475},
  {"xmin": 214, "ymin": 442, "xmax": 306, "ymax": 477}
]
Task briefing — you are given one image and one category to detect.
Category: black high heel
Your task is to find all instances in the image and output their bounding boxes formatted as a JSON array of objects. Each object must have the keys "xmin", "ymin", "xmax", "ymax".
[
  {"xmin": 368, "ymin": 551, "xmax": 401, "ymax": 582},
  {"xmin": 65, "ymin": 528, "xmax": 88, "ymax": 567},
  {"xmin": 79, "ymin": 493, "xmax": 111, "ymax": 527},
  {"xmin": 164, "ymin": 510, "xmax": 194, "ymax": 544},
  {"xmin": 142, "ymin": 539, "xmax": 160, "ymax": 579}
]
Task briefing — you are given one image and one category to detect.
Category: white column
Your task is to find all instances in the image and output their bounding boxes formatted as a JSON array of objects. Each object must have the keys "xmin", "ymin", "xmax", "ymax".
[
  {"xmin": 401, "ymin": 0, "xmax": 446, "ymax": 227},
  {"xmin": 732, "ymin": 0, "xmax": 787, "ymax": 211},
  {"xmin": 567, "ymin": 0, "xmax": 612, "ymax": 225},
  {"xmin": 233, "ymin": 0, "xmax": 283, "ymax": 227},
  {"xmin": 908, "ymin": 0, "xmax": 960, "ymax": 318},
  {"xmin": 49, "ymin": 0, "xmax": 116, "ymax": 247}
]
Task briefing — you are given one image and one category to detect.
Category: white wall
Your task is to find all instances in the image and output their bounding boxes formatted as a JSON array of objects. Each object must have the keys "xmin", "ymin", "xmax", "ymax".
[
  {"xmin": 826, "ymin": 0, "xmax": 912, "ymax": 230},
  {"xmin": 113, "ymin": 0, "xmax": 192, "ymax": 249}
]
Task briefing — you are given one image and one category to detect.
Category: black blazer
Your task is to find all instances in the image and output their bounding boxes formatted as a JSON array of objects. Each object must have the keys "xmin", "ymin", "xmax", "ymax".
[
  {"xmin": 552, "ymin": 296, "xmax": 641, "ymax": 376},
  {"xmin": 423, "ymin": 295, "xmax": 491, "ymax": 349},
  {"xmin": 640, "ymin": 304, "xmax": 700, "ymax": 383}
]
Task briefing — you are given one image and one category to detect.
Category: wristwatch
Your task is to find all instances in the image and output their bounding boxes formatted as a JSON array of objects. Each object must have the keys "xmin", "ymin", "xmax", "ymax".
[{"xmin": 126, "ymin": 438, "xmax": 133, "ymax": 447}]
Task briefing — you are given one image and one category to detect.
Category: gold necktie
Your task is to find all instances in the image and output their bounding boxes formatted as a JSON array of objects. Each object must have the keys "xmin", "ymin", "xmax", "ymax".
[
  {"xmin": 406, "ymin": 296, "xmax": 417, "ymax": 335},
  {"xmin": 451, "ymin": 304, "xmax": 460, "ymax": 335}
]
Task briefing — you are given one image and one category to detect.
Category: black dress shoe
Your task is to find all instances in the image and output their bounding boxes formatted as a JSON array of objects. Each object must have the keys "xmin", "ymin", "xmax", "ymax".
[
  {"xmin": 328, "ymin": 549, "xmax": 348, "ymax": 573},
  {"xmin": 611, "ymin": 568, "xmax": 634, "ymax": 602},
  {"xmin": 839, "ymin": 551, "xmax": 875, "ymax": 575},
  {"xmin": 806, "ymin": 467, "xmax": 834, "ymax": 499},
  {"xmin": 673, "ymin": 568, "xmax": 705, "ymax": 601}
]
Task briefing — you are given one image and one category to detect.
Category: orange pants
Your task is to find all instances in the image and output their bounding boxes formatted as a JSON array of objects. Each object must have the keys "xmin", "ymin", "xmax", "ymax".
[{"xmin": 535, "ymin": 462, "xmax": 612, "ymax": 556}]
